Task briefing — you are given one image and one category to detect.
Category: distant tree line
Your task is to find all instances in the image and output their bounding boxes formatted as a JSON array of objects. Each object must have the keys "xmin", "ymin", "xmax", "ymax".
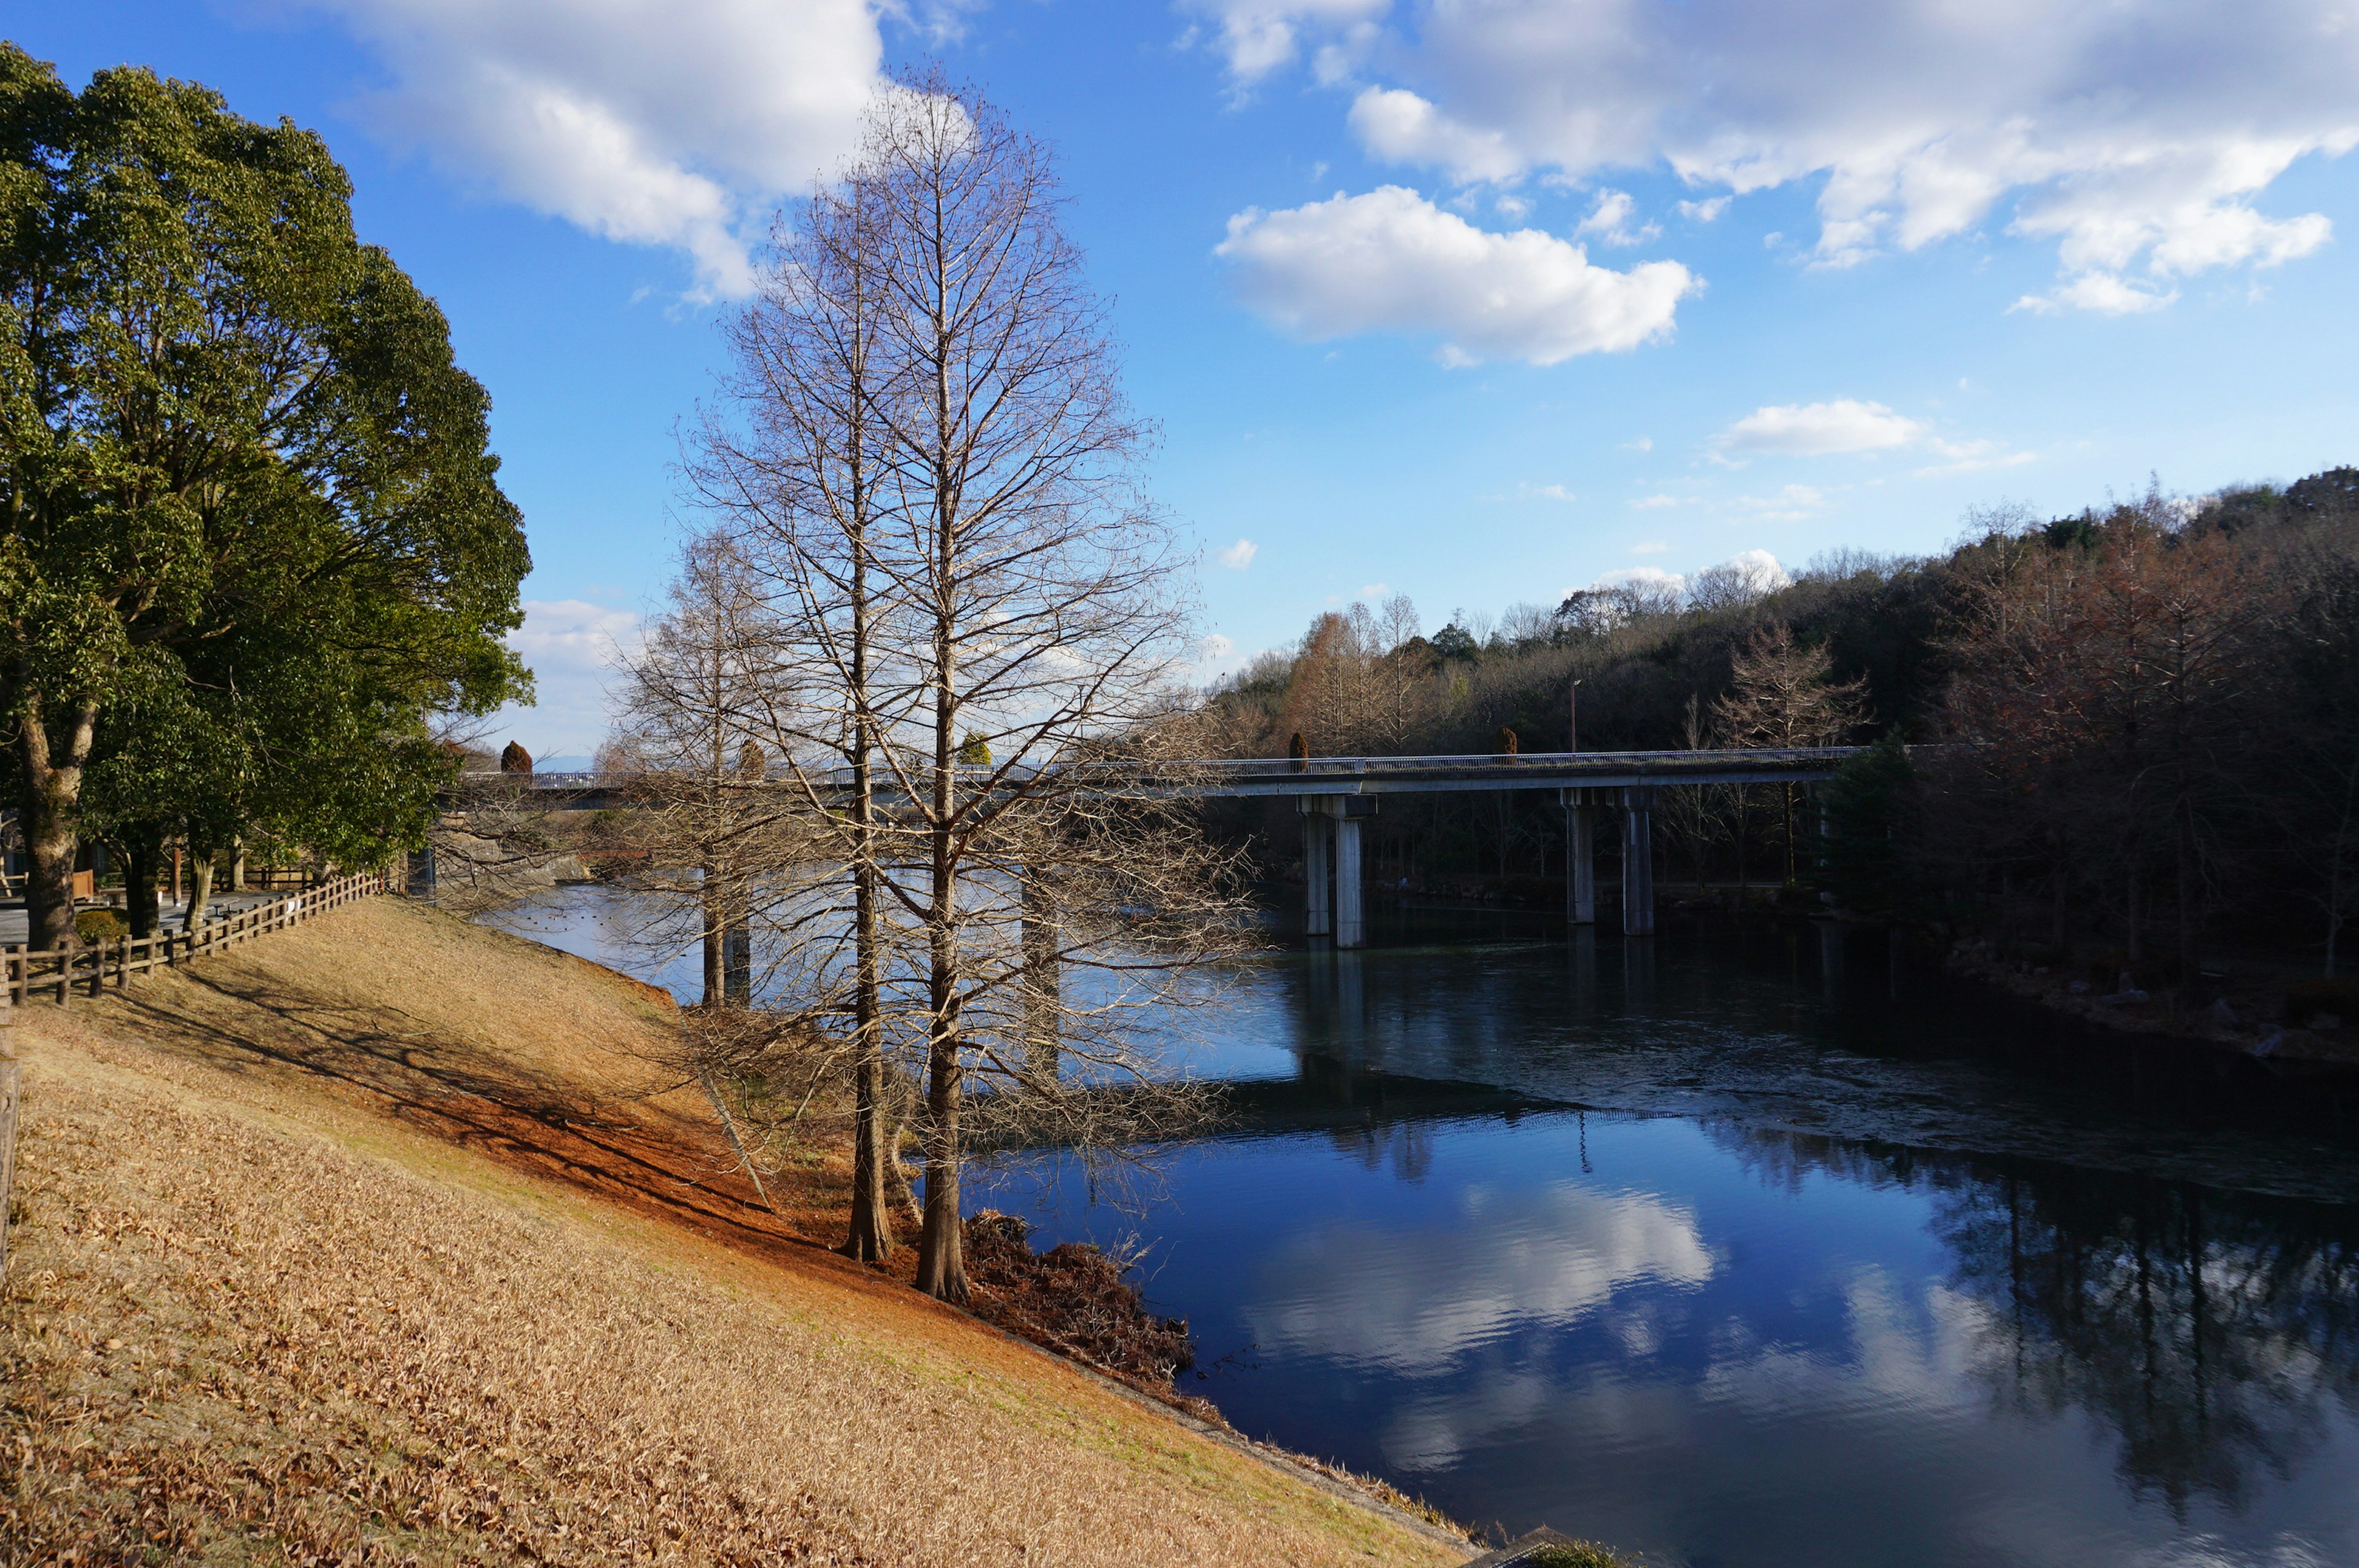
[{"xmin": 1196, "ymin": 469, "xmax": 2359, "ymax": 977}]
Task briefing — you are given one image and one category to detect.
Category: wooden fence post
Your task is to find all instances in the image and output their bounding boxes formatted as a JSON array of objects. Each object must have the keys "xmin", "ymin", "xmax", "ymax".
[{"xmin": 1, "ymin": 981, "xmax": 17, "ymax": 1279}]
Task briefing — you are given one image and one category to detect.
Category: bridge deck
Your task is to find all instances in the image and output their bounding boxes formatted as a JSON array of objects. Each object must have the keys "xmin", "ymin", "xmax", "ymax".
[
  {"xmin": 467, "ymin": 747, "xmax": 1861, "ymax": 810},
  {"xmin": 1157, "ymin": 747, "xmax": 1858, "ymax": 797}
]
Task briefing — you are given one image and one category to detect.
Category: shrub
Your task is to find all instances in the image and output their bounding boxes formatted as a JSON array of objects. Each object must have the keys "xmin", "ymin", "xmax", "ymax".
[
  {"xmin": 74, "ymin": 909, "xmax": 128, "ymax": 944},
  {"xmin": 1519, "ymin": 1542, "xmax": 1631, "ymax": 1568}
]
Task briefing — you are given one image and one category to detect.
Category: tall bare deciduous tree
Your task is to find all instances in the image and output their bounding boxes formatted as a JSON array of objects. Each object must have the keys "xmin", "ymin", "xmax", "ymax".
[{"xmin": 677, "ymin": 78, "xmax": 1248, "ymax": 1300}]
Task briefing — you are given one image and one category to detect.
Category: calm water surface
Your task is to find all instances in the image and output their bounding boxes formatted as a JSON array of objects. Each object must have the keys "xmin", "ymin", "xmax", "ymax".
[{"xmin": 487, "ymin": 888, "xmax": 2359, "ymax": 1568}]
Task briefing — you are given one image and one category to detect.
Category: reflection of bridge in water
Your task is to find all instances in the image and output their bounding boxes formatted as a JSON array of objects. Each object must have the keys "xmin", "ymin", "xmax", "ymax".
[{"xmin": 442, "ymin": 747, "xmax": 1862, "ymax": 946}]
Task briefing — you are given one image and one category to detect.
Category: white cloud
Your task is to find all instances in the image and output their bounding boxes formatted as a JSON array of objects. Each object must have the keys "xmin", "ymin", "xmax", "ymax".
[
  {"xmin": 1358, "ymin": 581, "xmax": 1391, "ymax": 597},
  {"xmin": 1594, "ymin": 564, "xmax": 1688, "ymax": 593},
  {"xmin": 1630, "ymin": 540, "xmax": 1670, "ymax": 553},
  {"xmin": 1576, "ymin": 189, "xmax": 1659, "ymax": 247},
  {"xmin": 1736, "ymin": 484, "xmax": 1826, "ymax": 520},
  {"xmin": 1622, "ymin": 435, "xmax": 1653, "ymax": 453},
  {"xmin": 1629, "ymin": 493, "xmax": 1686, "ymax": 509},
  {"xmin": 1237, "ymin": 1, "xmax": 2358, "ymax": 306},
  {"xmin": 1716, "ymin": 548, "xmax": 1794, "ymax": 592},
  {"xmin": 1718, "ymin": 399, "xmax": 1923, "ymax": 457},
  {"xmin": 2009, "ymin": 272, "xmax": 2180, "ymax": 316},
  {"xmin": 1184, "ymin": 0, "xmax": 1388, "ymax": 84},
  {"xmin": 1519, "ymin": 482, "xmax": 1576, "ymax": 502},
  {"xmin": 494, "ymin": 597, "xmax": 642, "ymax": 756},
  {"xmin": 1217, "ymin": 185, "xmax": 1697, "ymax": 365},
  {"xmin": 1347, "ymin": 87, "xmax": 1523, "ymax": 184},
  {"xmin": 1216, "ymin": 537, "xmax": 1260, "ymax": 569},
  {"xmin": 1915, "ymin": 438, "xmax": 2039, "ymax": 477},
  {"xmin": 311, "ymin": 0, "xmax": 885, "ymax": 297},
  {"xmin": 1678, "ymin": 195, "xmax": 1731, "ymax": 222}
]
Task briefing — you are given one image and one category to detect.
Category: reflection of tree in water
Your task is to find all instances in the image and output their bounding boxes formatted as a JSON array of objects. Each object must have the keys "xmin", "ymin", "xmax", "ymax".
[{"xmin": 1712, "ymin": 1125, "xmax": 2359, "ymax": 1516}]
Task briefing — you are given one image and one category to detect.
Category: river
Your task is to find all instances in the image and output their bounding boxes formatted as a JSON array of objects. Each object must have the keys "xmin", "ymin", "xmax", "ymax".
[{"xmin": 482, "ymin": 887, "xmax": 2359, "ymax": 1568}]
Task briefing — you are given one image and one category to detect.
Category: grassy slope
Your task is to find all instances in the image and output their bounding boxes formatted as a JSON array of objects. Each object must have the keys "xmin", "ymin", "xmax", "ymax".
[{"xmin": 1, "ymin": 897, "xmax": 1465, "ymax": 1567}]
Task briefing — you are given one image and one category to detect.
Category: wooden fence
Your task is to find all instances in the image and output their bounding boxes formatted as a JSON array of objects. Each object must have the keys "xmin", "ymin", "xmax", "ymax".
[{"xmin": 3, "ymin": 869, "xmax": 389, "ymax": 1008}]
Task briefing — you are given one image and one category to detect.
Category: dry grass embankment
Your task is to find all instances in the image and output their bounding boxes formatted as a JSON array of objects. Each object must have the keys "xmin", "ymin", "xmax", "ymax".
[{"xmin": 0, "ymin": 896, "xmax": 1468, "ymax": 1567}]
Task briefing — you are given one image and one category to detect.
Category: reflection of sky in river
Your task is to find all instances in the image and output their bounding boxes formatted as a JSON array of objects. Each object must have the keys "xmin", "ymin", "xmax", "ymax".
[
  {"xmin": 975, "ymin": 1111, "xmax": 2359, "ymax": 1568},
  {"xmin": 486, "ymin": 887, "xmax": 2359, "ymax": 1566}
]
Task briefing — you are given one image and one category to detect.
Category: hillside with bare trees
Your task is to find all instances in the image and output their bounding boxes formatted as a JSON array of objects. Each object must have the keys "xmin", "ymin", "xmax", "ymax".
[{"xmin": 1196, "ymin": 469, "xmax": 2359, "ymax": 997}]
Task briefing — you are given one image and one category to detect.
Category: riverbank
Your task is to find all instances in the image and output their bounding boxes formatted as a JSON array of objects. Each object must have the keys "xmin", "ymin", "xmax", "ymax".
[
  {"xmin": 0, "ymin": 895, "xmax": 1470, "ymax": 1566},
  {"xmin": 1942, "ymin": 932, "xmax": 2359, "ymax": 1068}
]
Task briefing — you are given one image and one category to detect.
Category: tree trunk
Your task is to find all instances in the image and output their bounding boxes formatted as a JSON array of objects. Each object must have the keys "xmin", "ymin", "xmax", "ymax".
[
  {"xmin": 2126, "ymin": 862, "xmax": 2144, "ymax": 967},
  {"xmin": 15, "ymin": 692, "xmax": 99, "ymax": 950},
  {"xmin": 2175, "ymin": 797, "xmax": 2201, "ymax": 988},
  {"xmin": 184, "ymin": 846, "xmax": 216, "ymax": 934},
  {"xmin": 123, "ymin": 833, "xmax": 160, "ymax": 938},
  {"xmin": 842, "ymin": 851, "xmax": 894, "ymax": 1261},
  {"xmin": 701, "ymin": 862, "xmax": 724, "ymax": 1007}
]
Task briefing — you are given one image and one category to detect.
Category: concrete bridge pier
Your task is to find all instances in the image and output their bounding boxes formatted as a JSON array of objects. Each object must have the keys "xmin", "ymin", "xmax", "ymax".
[
  {"xmin": 1298, "ymin": 796, "xmax": 1372, "ymax": 948},
  {"xmin": 1334, "ymin": 813, "xmax": 1364, "ymax": 949},
  {"xmin": 405, "ymin": 842, "xmax": 437, "ymax": 900},
  {"xmin": 1022, "ymin": 879, "xmax": 1061, "ymax": 1085},
  {"xmin": 1621, "ymin": 786, "xmax": 1657, "ymax": 937},
  {"xmin": 1561, "ymin": 789, "xmax": 1597, "ymax": 926},
  {"xmin": 1301, "ymin": 803, "xmax": 1331, "ymax": 938}
]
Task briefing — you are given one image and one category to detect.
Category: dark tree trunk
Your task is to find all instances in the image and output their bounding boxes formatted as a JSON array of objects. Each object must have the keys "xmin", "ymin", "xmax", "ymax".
[
  {"xmin": 15, "ymin": 692, "xmax": 101, "ymax": 950},
  {"xmin": 2175, "ymin": 798, "xmax": 2201, "ymax": 986},
  {"xmin": 123, "ymin": 832, "xmax": 161, "ymax": 938}
]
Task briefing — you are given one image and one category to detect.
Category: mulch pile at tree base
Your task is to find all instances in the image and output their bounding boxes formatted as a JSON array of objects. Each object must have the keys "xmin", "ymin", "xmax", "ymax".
[{"xmin": 961, "ymin": 1211, "xmax": 1226, "ymax": 1424}]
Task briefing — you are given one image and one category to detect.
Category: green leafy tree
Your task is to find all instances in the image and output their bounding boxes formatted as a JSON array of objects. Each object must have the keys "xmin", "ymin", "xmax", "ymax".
[{"xmin": 1, "ymin": 48, "xmax": 530, "ymax": 945}]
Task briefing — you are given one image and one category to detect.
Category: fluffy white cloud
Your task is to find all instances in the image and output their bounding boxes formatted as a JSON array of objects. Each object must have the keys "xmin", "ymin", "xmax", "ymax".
[
  {"xmin": 1593, "ymin": 564, "xmax": 1689, "ymax": 594},
  {"xmin": 1716, "ymin": 548, "xmax": 1794, "ymax": 593},
  {"xmin": 1216, "ymin": 537, "xmax": 1260, "ymax": 568},
  {"xmin": 1575, "ymin": 189, "xmax": 1658, "ymax": 248},
  {"xmin": 1348, "ymin": 87, "xmax": 1522, "ymax": 184},
  {"xmin": 2009, "ymin": 272, "xmax": 2179, "ymax": 316},
  {"xmin": 495, "ymin": 598, "xmax": 642, "ymax": 755},
  {"xmin": 1217, "ymin": 186, "xmax": 1696, "ymax": 365},
  {"xmin": 1238, "ymin": 0, "xmax": 2358, "ymax": 308},
  {"xmin": 1186, "ymin": 0, "xmax": 1388, "ymax": 83},
  {"xmin": 312, "ymin": 0, "xmax": 886, "ymax": 297},
  {"xmin": 1717, "ymin": 399, "xmax": 1923, "ymax": 456}
]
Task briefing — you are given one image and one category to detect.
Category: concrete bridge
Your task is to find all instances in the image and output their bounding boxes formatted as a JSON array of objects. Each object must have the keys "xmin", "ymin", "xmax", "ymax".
[{"xmin": 445, "ymin": 746, "xmax": 1863, "ymax": 948}]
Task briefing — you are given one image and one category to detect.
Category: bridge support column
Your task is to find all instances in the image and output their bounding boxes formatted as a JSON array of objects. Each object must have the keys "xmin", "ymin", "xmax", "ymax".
[
  {"xmin": 1334, "ymin": 815, "xmax": 1364, "ymax": 949},
  {"xmin": 1301, "ymin": 803, "xmax": 1331, "ymax": 938},
  {"xmin": 1022, "ymin": 878, "xmax": 1060, "ymax": 1086},
  {"xmin": 723, "ymin": 905, "xmax": 753, "ymax": 1004},
  {"xmin": 1622, "ymin": 786, "xmax": 1656, "ymax": 937},
  {"xmin": 1562, "ymin": 789, "xmax": 1597, "ymax": 927},
  {"xmin": 406, "ymin": 841, "xmax": 437, "ymax": 901}
]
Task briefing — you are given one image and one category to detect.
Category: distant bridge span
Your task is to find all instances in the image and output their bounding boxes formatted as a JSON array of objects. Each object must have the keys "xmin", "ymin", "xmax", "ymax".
[{"xmin": 442, "ymin": 746, "xmax": 1868, "ymax": 948}]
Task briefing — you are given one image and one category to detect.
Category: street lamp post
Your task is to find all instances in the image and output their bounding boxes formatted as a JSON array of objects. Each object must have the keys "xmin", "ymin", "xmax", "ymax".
[{"xmin": 1569, "ymin": 678, "xmax": 1582, "ymax": 754}]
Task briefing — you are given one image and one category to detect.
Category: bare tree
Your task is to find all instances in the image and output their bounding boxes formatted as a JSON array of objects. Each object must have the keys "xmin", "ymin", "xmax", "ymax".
[
  {"xmin": 1715, "ymin": 624, "xmax": 1869, "ymax": 881},
  {"xmin": 609, "ymin": 532, "xmax": 791, "ymax": 1003},
  {"xmin": 852, "ymin": 80, "xmax": 1256, "ymax": 1301},
  {"xmin": 684, "ymin": 164, "xmax": 918, "ymax": 1262},
  {"xmin": 676, "ymin": 78, "xmax": 1250, "ymax": 1303}
]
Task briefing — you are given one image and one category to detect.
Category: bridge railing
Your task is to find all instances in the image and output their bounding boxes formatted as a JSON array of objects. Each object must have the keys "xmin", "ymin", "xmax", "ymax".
[{"xmin": 444, "ymin": 746, "xmax": 1871, "ymax": 805}]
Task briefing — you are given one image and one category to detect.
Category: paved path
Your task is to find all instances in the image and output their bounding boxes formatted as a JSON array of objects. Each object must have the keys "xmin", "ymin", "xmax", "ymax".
[{"xmin": 0, "ymin": 891, "xmax": 284, "ymax": 948}]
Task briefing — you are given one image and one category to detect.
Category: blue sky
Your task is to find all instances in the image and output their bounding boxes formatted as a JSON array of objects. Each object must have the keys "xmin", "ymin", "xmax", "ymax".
[{"xmin": 14, "ymin": 1, "xmax": 2359, "ymax": 756}]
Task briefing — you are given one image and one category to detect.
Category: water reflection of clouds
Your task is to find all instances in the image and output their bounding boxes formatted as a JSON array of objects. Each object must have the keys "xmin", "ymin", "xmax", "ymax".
[{"xmin": 1243, "ymin": 1179, "xmax": 1715, "ymax": 1375}]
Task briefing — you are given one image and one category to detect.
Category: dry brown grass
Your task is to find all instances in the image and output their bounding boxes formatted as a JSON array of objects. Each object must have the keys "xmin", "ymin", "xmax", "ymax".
[{"xmin": 0, "ymin": 897, "xmax": 1465, "ymax": 1567}]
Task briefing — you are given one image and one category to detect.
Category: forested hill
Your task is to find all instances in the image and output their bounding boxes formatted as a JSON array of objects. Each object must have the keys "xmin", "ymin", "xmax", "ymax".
[
  {"xmin": 1197, "ymin": 467, "xmax": 2359, "ymax": 762},
  {"xmin": 1193, "ymin": 467, "xmax": 2359, "ymax": 980}
]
